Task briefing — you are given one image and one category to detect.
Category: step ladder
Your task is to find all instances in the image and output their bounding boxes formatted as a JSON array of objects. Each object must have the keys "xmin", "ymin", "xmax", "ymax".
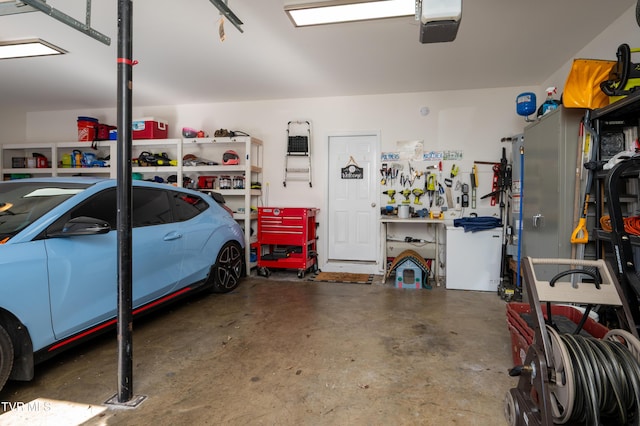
[{"xmin": 283, "ymin": 120, "xmax": 312, "ymax": 187}]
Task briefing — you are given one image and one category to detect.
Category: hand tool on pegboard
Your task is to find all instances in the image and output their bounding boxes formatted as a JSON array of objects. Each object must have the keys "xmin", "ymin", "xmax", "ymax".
[
  {"xmin": 389, "ymin": 163, "xmax": 400, "ymax": 186},
  {"xmin": 426, "ymin": 173, "xmax": 436, "ymax": 207},
  {"xmin": 461, "ymin": 182, "xmax": 469, "ymax": 207},
  {"xmin": 400, "ymin": 188, "xmax": 412, "ymax": 204},
  {"xmin": 478, "ymin": 149, "xmax": 512, "ymax": 220},
  {"xmin": 412, "ymin": 188, "xmax": 425, "ymax": 205},
  {"xmin": 383, "ymin": 189, "xmax": 396, "ymax": 204},
  {"xmin": 444, "ymin": 163, "xmax": 458, "ymax": 208},
  {"xmin": 475, "ymin": 160, "xmax": 500, "ymax": 206},
  {"xmin": 436, "ymin": 181, "xmax": 445, "ymax": 207},
  {"xmin": 470, "ymin": 165, "xmax": 478, "ymax": 208},
  {"xmin": 490, "ymin": 166, "xmax": 500, "ymax": 206},
  {"xmin": 380, "ymin": 162, "xmax": 389, "ymax": 186}
]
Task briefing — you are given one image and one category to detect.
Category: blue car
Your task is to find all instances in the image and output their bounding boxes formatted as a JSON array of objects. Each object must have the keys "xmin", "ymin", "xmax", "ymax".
[{"xmin": 0, "ymin": 177, "xmax": 245, "ymax": 392}]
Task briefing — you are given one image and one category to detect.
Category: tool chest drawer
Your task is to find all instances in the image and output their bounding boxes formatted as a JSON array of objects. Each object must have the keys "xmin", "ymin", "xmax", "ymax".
[{"xmin": 258, "ymin": 207, "xmax": 317, "ymax": 245}]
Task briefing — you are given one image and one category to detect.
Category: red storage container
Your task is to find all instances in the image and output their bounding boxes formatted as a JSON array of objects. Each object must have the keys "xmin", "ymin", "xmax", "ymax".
[
  {"xmin": 506, "ymin": 302, "xmax": 610, "ymax": 366},
  {"xmin": 96, "ymin": 123, "xmax": 117, "ymax": 140},
  {"xmin": 508, "ymin": 323, "xmax": 531, "ymax": 366},
  {"xmin": 197, "ymin": 176, "xmax": 216, "ymax": 189},
  {"xmin": 257, "ymin": 207, "xmax": 318, "ymax": 278},
  {"xmin": 77, "ymin": 116, "xmax": 98, "ymax": 142},
  {"xmin": 132, "ymin": 117, "xmax": 168, "ymax": 139}
]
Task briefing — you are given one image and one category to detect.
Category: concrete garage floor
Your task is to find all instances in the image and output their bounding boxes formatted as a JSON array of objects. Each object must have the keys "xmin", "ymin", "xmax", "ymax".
[{"xmin": 1, "ymin": 273, "xmax": 515, "ymax": 425}]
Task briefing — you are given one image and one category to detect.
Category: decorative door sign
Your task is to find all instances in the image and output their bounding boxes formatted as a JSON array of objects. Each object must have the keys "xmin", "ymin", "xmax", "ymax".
[{"xmin": 341, "ymin": 156, "xmax": 364, "ymax": 179}]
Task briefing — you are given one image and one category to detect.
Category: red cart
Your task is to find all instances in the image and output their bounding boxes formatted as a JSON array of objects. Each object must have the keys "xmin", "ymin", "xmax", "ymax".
[{"xmin": 256, "ymin": 207, "xmax": 318, "ymax": 278}]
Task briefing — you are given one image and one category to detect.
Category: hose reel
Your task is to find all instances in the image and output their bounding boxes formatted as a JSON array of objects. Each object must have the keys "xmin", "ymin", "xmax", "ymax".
[{"xmin": 505, "ymin": 257, "xmax": 640, "ymax": 426}]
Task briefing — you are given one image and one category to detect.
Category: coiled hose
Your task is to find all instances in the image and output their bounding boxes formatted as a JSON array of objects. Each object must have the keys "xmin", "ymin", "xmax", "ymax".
[
  {"xmin": 556, "ymin": 332, "xmax": 640, "ymax": 425},
  {"xmin": 600, "ymin": 215, "xmax": 640, "ymax": 236}
]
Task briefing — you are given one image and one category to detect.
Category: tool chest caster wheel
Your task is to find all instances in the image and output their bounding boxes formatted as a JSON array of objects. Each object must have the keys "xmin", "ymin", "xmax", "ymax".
[
  {"xmin": 297, "ymin": 269, "xmax": 305, "ymax": 279},
  {"xmin": 258, "ymin": 267, "xmax": 271, "ymax": 277}
]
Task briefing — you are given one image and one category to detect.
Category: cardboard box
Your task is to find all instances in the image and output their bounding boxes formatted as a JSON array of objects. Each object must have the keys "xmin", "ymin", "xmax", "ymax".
[{"xmin": 132, "ymin": 117, "xmax": 168, "ymax": 139}]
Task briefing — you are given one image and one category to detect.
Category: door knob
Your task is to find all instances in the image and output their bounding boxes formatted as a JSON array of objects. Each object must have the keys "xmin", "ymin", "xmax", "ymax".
[{"xmin": 371, "ymin": 202, "xmax": 376, "ymax": 208}]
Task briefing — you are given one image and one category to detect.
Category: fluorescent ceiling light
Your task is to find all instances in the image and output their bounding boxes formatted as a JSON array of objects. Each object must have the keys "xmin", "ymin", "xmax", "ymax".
[
  {"xmin": 285, "ymin": 0, "xmax": 415, "ymax": 27},
  {"xmin": 0, "ymin": 38, "xmax": 66, "ymax": 60}
]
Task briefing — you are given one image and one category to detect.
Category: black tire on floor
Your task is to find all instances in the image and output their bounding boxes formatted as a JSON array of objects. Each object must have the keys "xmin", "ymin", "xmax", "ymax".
[
  {"xmin": 209, "ymin": 241, "xmax": 244, "ymax": 293},
  {"xmin": 0, "ymin": 324, "xmax": 14, "ymax": 392}
]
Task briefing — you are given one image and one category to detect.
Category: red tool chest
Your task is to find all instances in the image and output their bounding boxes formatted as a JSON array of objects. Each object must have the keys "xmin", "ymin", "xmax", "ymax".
[{"xmin": 256, "ymin": 207, "xmax": 318, "ymax": 278}]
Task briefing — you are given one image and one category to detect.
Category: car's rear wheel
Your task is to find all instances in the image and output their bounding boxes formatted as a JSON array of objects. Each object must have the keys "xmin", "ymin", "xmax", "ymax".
[
  {"xmin": 209, "ymin": 241, "xmax": 244, "ymax": 293},
  {"xmin": 0, "ymin": 325, "xmax": 14, "ymax": 392}
]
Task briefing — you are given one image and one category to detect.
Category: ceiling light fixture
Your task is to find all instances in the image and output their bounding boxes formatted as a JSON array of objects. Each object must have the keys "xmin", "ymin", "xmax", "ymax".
[
  {"xmin": 0, "ymin": 38, "xmax": 66, "ymax": 60},
  {"xmin": 284, "ymin": 0, "xmax": 415, "ymax": 27}
]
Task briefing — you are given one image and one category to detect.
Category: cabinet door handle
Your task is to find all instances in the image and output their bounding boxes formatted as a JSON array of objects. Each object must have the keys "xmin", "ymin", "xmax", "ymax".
[{"xmin": 532, "ymin": 214, "xmax": 544, "ymax": 228}]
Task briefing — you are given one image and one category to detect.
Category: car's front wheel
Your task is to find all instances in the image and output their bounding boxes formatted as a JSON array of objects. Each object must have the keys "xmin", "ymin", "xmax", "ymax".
[
  {"xmin": 209, "ymin": 241, "xmax": 244, "ymax": 293},
  {"xmin": 0, "ymin": 324, "xmax": 14, "ymax": 392}
]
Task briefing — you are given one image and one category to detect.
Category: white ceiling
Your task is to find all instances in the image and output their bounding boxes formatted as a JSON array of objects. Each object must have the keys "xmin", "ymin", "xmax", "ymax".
[{"xmin": 0, "ymin": 0, "xmax": 635, "ymax": 113}]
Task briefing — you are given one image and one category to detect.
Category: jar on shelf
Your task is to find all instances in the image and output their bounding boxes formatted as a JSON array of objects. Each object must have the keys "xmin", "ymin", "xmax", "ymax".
[
  {"xmin": 219, "ymin": 175, "xmax": 232, "ymax": 190},
  {"xmin": 232, "ymin": 175, "xmax": 245, "ymax": 189}
]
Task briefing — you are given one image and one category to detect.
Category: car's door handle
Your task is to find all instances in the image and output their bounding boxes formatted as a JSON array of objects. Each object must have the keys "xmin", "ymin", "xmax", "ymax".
[{"xmin": 163, "ymin": 231, "xmax": 183, "ymax": 241}]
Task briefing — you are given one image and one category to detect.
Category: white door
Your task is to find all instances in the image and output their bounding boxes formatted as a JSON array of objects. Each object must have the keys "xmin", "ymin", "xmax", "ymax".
[{"xmin": 328, "ymin": 133, "xmax": 379, "ymax": 262}]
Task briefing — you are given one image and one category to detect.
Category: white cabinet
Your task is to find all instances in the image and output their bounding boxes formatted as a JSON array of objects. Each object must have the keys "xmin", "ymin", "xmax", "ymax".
[{"xmin": 0, "ymin": 136, "xmax": 264, "ymax": 272}]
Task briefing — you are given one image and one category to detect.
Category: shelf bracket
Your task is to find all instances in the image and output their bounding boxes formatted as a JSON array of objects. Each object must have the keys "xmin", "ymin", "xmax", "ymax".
[
  {"xmin": 7, "ymin": 0, "xmax": 111, "ymax": 46},
  {"xmin": 208, "ymin": 0, "xmax": 244, "ymax": 33}
]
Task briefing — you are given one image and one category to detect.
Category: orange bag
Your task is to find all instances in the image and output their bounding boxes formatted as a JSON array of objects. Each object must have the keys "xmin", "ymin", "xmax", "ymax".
[{"xmin": 562, "ymin": 58, "xmax": 616, "ymax": 109}]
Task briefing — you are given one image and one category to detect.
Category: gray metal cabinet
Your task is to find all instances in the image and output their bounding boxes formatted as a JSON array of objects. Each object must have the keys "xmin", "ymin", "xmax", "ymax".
[{"xmin": 522, "ymin": 106, "xmax": 584, "ymax": 279}]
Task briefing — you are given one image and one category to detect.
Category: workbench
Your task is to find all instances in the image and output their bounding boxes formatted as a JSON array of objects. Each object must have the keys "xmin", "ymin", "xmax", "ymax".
[{"xmin": 380, "ymin": 217, "xmax": 448, "ymax": 286}]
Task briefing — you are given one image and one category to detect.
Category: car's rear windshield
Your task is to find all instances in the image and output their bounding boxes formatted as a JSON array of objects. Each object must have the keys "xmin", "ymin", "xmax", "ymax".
[{"xmin": 0, "ymin": 181, "xmax": 90, "ymax": 242}]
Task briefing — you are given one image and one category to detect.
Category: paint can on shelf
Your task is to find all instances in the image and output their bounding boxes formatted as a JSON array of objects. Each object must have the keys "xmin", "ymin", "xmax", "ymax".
[
  {"xmin": 398, "ymin": 205, "xmax": 410, "ymax": 219},
  {"xmin": 77, "ymin": 116, "xmax": 98, "ymax": 142}
]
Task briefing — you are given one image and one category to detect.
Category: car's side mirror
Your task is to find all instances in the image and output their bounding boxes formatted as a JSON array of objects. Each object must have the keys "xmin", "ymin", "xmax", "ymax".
[{"xmin": 48, "ymin": 216, "xmax": 111, "ymax": 237}]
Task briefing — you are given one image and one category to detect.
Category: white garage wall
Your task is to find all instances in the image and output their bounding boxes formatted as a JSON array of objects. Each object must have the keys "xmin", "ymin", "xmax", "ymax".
[
  {"xmin": 19, "ymin": 87, "xmax": 529, "ymax": 266},
  {"xmin": 6, "ymin": 5, "xmax": 637, "ymax": 267},
  {"xmin": 0, "ymin": 108, "xmax": 26, "ymax": 143}
]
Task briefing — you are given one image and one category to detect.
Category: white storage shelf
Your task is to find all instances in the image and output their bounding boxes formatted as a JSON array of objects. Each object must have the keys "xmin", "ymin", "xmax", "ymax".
[
  {"xmin": 0, "ymin": 136, "xmax": 263, "ymax": 273},
  {"xmin": 1, "ymin": 141, "xmax": 113, "ymax": 178},
  {"xmin": 181, "ymin": 137, "xmax": 264, "ymax": 272},
  {"xmin": 131, "ymin": 139, "xmax": 181, "ymax": 179}
]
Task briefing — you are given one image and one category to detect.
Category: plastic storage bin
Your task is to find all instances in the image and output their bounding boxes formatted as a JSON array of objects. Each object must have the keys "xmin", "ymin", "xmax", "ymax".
[{"xmin": 132, "ymin": 117, "xmax": 168, "ymax": 139}]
